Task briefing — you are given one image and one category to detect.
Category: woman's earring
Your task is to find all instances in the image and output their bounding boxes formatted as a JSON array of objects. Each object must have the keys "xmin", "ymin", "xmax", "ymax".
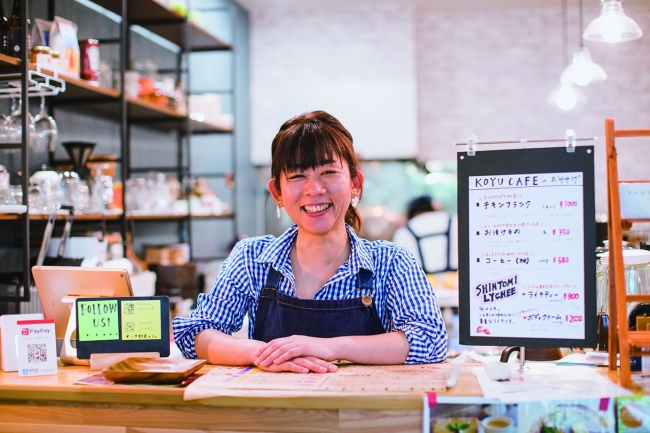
[
  {"xmin": 351, "ymin": 196, "xmax": 359, "ymax": 208},
  {"xmin": 276, "ymin": 205, "xmax": 282, "ymax": 219}
]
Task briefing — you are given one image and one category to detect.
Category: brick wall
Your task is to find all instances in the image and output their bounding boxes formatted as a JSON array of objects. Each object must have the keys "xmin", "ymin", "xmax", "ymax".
[
  {"xmin": 249, "ymin": 1, "xmax": 418, "ymax": 165},
  {"xmin": 249, "ymin": 0, "xmax": 650, "ymax": 213},
  {"xmin": 417, "ymin": 2, "xmax": 650, "ymax": 213}
]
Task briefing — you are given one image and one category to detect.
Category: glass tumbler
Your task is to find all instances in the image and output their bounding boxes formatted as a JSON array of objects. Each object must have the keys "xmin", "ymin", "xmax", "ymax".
[{"xmin": 8, "ymin": 185, "xmax": 22, "ymax": 205}]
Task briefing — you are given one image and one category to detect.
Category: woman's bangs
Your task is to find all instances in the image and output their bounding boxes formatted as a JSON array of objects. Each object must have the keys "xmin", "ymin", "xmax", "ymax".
[{"xmin": 281, "ymin": 132, "xmax": 343, "ymax": 173}]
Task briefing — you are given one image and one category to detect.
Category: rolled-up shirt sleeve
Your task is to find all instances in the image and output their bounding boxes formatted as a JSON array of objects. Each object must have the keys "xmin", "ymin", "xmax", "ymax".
[
  {"xmin": 172, "ymin": 240, "xmax": 254, "ymax": 359},
  {"xmin": 385, "ymin": 249, "xmax": 448, "ymax": 364}
]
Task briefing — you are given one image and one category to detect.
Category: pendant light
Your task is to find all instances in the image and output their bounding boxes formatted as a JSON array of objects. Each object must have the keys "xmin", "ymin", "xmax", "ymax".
[
  {"xmin": 583, "ymin": 0, "xmax": 643, "ymax": 43},
  {"xmin": 560, "ymin": 47, "xmax": 607, "ymax": 86},
  {"xmin": 560, "ymin": 0, "xmax": 607, "ymax": 87},
  {"xmin": 548, "ymin": 84, "xmax": 580, "ymax": 110},
  {"xmin": 548, "ymin": 0, "xmax": 583, "ymax": 110}
]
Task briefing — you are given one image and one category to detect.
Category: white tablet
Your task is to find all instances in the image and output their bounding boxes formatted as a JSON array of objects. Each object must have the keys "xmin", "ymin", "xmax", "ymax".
[{"xmin": 32, "ymin": 266, "xmax": 134, "ymax": 339}]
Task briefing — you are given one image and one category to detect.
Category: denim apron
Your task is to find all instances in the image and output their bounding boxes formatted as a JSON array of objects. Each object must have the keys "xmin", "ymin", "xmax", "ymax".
[{"xmin": 252, "ymin": 266, "xmax": 385, "ymax": 342}]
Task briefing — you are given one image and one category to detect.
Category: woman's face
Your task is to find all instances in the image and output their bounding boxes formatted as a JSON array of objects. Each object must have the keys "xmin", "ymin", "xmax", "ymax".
[{"xmin": 268, "ymin": 157, "xmax": 363, "ymax": 238}]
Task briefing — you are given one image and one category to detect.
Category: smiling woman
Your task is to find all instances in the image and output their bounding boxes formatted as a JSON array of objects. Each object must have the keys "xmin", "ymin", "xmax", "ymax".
[{"xmin": 173, "ymin": 110, "xmax": 448, "ymax": 373}]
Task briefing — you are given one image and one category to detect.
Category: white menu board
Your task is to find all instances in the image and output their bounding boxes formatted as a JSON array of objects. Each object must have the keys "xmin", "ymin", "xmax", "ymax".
[
  {"xmin": 457, "ymin": 146, "xmax": 596, "ymax": 347},
  {"xmin": 469, "ymin": 172, "xmax": 585, "ymax": 339}
]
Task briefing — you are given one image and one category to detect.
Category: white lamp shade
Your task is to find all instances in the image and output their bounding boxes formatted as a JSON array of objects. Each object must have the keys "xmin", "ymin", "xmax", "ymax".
[
  {"xmin": 547, "ymin": 84, "xmax": 586, "ymax": 111},
  {"xmin": 583, "ymin": 0, "xmax": 643, "ymax": 43},
  {"xmin": 560, "ymin": 48, "xmax": 607, "ymax": 86}
]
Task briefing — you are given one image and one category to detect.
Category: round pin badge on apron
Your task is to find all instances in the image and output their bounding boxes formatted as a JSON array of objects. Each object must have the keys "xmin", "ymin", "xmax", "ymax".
[{"xmin": 361, "ymin": 296, "xmax": 373, "ymax": 307}]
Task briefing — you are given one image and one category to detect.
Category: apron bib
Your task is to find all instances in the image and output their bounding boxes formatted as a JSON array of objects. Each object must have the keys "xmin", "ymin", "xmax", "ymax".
[{"xmin": 252, "ymin": 267, "xmax": 385, "ymax": 342}]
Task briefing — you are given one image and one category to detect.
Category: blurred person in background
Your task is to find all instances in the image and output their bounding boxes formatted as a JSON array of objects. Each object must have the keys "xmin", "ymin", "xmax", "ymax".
[{"xmin": 392, "ymin": 195, "xmax": 458, "ymax": 276}]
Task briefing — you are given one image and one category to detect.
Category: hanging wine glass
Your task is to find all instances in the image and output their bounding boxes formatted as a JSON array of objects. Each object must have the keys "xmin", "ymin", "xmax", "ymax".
[
  {"xmin": 33, "ymin": 96, "xmax": 58, "ymax": 153},
  {"xmin": 5, "ymin": 98, "xmax": 35, "ymax": 144},
  {"xmin": 0, "ymin": 98, "xmax": 18, "ymax": 143}
]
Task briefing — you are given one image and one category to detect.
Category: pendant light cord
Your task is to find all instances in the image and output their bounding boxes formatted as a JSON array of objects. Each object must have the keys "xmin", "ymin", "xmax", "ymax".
[
  {"xmin": 562, "ymin": 0, "xmax": 569, "ymax": 68},
  {"xmin": 579, "ymin": 0, "xmax": 584, "ymax": 48}
]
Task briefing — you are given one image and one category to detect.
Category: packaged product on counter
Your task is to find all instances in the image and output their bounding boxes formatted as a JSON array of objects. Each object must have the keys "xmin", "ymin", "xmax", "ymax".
[
  {"xmin": 80, "ymin": 39, "xmax": 100, "ymax": 86},
  {"xmin": 31, "ymin": 18, "xmax": 51, "ymax": 48},
  {"xmin": 49, "ymin": 16, "xmax": 79, "ymax": 78}
]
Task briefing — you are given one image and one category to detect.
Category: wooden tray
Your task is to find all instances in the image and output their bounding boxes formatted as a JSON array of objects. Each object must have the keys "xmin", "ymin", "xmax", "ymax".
[{"xmin": 102, "ymin": 357, "xmax": 205, "ymax": 384}]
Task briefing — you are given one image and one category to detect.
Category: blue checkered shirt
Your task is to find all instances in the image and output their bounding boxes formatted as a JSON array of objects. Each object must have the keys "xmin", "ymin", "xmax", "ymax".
[{"xmin": 172, "ymin": 224, "xmax": 448, "ymax": 363}]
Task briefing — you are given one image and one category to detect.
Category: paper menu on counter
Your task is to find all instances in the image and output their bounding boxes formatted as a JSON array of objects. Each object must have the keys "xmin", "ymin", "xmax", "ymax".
[
  {"xmin": 184, "ymin": 364, "xmax": 451, "ymax": 400},
  {"xmin": 469, "ymin": 364, "xmax": 631, "ymax": 403}
]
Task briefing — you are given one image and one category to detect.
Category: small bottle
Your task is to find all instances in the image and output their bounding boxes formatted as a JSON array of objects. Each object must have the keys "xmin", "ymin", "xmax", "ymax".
[
  {"xmin": 7, "ymin": 0, "xmax": 30, "ymax": 59},
  {"xmin": 0, "ymin": 1, "xmax": 7, "ymax": 55}
]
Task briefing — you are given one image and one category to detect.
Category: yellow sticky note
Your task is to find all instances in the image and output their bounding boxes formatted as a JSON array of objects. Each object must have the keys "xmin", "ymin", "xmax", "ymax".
[
  {"xmin": 77, "ymin": 300, "xmax": 120, "ymax": 342},
  {"xmin": 121, "ymin": 300, "xmax": 162, "ymax": 340}
]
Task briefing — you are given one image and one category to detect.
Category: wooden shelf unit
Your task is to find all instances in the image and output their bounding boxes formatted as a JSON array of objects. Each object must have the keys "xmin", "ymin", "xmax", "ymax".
[
  {"xmin": 0, "ymin": 0, "xmax": 241, "ymax": 302},
  {"xmin": 0, "ymin": 53, "xmax": 232, "ymax": 134},
  {"xmin": 605, "ymin": 118, "xmax": 650, "ymax": 388},
  {"xmin": 92, "ymin": 0, "xmax": 232, "ymax": 52}
]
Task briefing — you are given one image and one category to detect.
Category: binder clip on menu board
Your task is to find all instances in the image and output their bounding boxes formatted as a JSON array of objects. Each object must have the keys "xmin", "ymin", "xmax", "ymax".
[
  {"xmin": 466, "ymin": 134, "xmax": 477, "ymax": 156},
  {"xmin": 565, "ymin": 129, "xmax": 576, "ymax": 153},
  {"xmin": 455, "ymin": 129, "xmax": 594, "ymax": 155}
]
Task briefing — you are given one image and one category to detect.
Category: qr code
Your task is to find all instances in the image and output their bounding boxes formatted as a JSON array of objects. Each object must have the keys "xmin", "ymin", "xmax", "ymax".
[{"xmin": 27, "ymin": 344, "xmax": 47, "ymax": 363}]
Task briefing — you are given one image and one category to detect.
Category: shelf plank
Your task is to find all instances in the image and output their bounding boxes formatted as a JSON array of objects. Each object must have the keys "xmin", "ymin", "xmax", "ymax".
[
  {"xmin": 0, "ymin": 53, "xmax": 19, "ymax": 67},
  {"xmin": 191, "ymin": 119, "xmax": 233, "ymax": 134},
  {"xmin": 127, "ymin": 96, "xmax": 184, "ymax": 120},
  {"xmin": 56, "ymin": 76, "xmax": 120, "ymax": 101},
  {"xmin": 91, "ymin": 0, "xmax": 232, "ymax": 51},
  {"xmin": 129, "ymin": 212, "xmax": 235, "ymax": 220},
  {"xmin": 0, "ymin": 212, "xmax": 235, "ymax": 221},
  {"xmin": 627, "ymin": 294, "xmax": 650, "ymax": 302},
  {"xmin": 628, "ymin": 332, "xmax": 650, "ymax": 348},
  {"xmin": 17, "ymin": 212, "xmax": 122, "ymax": 221},
  {"xmin": 190, "ymin": 212, "xmax": 235, "ymax": 220}
]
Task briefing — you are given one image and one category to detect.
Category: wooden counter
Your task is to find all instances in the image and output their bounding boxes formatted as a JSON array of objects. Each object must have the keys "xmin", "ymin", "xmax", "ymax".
[{"xmin": 0, "ymin": 363, "xmax": 483, "ymax": 433}]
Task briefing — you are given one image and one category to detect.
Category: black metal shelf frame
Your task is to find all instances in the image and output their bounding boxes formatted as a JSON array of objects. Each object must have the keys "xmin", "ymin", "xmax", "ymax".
[{"xmin": 0, "ymin": 0, "xmax": 240, "ymax": 304}]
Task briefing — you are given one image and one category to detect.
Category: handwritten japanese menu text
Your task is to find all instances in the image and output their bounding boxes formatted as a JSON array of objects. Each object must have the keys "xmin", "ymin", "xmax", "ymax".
[{"xmin": 469, "ymin": 172, "xmax": 585, "ymax": 339}]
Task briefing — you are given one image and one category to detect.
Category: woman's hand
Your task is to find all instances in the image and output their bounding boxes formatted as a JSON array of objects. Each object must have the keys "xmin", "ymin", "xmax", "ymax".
[
  {"xmin": 254, "ymin": 335, "xmax": 336, "ymax": 368},
  {"xmin": 255, "ymin": 355, "xmax": 337, "ymax": 374}
]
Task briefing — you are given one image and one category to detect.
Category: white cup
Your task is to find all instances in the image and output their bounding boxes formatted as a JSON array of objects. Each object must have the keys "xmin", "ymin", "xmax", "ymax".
[{"xmin": 482, "ymin": 416, "xmax": 514, "ymax": 433}]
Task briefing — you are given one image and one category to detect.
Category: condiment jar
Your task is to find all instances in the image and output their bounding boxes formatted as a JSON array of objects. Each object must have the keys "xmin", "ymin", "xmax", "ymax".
[
  {"xmin": 31, "ymin": 46, "xmax": 52, "ymax": 71},
  {"xmin": 597, "ymin": 248, "xmax": 650, "ymax": 314}
]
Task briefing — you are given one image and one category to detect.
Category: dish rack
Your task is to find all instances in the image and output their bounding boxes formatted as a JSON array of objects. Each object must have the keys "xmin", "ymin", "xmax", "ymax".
[
  {"xmin": 0, "ymin": 70, "xmax": 66, "ymax": 99},
  {"xmin": 605, "ymin": 118, "xmax": 650, "ymax": 388}
]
